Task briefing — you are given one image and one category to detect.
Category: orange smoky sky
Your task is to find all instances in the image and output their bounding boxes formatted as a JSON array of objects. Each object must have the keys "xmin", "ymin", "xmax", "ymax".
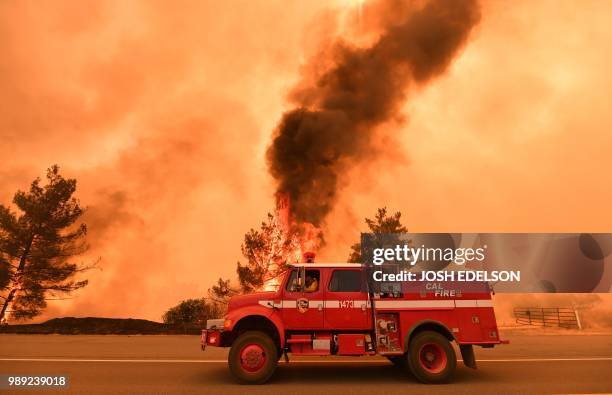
[{"xmin": 1, "ymin": 0, "xmax": 611, "ymax": 321}]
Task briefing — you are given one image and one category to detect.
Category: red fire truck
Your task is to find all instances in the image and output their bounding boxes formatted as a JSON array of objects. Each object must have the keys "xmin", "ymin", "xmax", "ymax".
[{"xmin": 201, "ymin": 262, "xmax": 506, "ymax": 384}]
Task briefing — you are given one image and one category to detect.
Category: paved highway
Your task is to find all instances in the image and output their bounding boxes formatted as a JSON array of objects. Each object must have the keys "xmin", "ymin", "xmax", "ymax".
[{"xmin": 1, "ymin": 332, "xmax": 611, "ymax": 394}]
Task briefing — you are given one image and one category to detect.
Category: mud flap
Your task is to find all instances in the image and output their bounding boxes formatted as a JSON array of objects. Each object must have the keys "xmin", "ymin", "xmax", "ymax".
[{"xmin": 460, "ymin": 345, "xmax": 477, "ymax": 369}]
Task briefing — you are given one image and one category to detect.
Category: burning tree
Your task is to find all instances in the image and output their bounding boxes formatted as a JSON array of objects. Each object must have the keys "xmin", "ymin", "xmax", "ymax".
[
  {"xmin": 208, "ymin": 209, "xmax": 305, "ymax": 303},
  {"xmin": 0, "ymin": 166, "xmax": 90, "ymax": 323},
  {"xmin": 236, "ymin": 213, "xmax": 297, "ymax": 293}
]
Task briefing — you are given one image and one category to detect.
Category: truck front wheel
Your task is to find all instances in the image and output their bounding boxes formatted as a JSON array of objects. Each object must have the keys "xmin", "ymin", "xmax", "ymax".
[
  {"xmin": 228, "ymin": 331, "xmax": 278, "ymax": 384},
  {"xmin": 407, "ymin": 331, "xmax": 456, "ymax": 384}
]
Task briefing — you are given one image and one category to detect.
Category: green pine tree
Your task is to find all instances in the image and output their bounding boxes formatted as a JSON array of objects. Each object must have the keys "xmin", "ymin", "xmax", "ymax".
[
  {"xmin": 347, "ymin": 207, "xmax": 408, "ymax": 263},
  {"xmin": 0, "ymin": 166, "xmax": 91, "ymax": 323}
]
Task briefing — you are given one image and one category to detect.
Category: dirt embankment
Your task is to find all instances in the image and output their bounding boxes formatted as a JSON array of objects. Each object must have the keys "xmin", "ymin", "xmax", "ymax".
[{"xmin": 0, "ymin": 317, "xmax": 201, "ymax": 335}]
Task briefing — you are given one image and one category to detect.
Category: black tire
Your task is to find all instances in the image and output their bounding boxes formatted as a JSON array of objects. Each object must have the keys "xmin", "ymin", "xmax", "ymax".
[
  {"xmin": 228, "ymin": 331, "xmax": 278, "ymax": 384},
  {"xmin": 407, "ymin": 331, "xmax": 456, "ymax": 384}
]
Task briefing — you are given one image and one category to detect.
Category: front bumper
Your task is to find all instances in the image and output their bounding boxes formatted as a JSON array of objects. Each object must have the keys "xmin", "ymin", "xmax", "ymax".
[
  {"xmin": 200, "ymin": 319, "xmax": 226, "ymax": 351},
  {"xmin": 200, "ymin": 329, "xmax": 224, "ymax": 350}
]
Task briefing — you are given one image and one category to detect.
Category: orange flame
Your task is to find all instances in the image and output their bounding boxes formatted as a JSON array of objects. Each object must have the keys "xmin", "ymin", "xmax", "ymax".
[{"xmin": 275, "ymin": 193, "xmax": 321, "ymax": 263}]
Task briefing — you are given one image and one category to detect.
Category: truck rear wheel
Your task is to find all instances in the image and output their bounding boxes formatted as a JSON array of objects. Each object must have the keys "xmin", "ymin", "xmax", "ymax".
[
  {"xmin": 407, "ymin": 331, "xmax": 456, "ymax": 384},
  {"xmin": 228, "ymin": 331, "xmax": 278, "ymax": 384}
]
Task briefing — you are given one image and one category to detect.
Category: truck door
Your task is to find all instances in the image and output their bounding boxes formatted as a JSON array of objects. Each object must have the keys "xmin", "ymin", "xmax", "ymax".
[
  {"xmin": 281, "ymin": 267, "xmax": 325, "ymax": 330},
  {"xmin": 325, "ymin": 269, "xmax": 371, "ymax": 330}
]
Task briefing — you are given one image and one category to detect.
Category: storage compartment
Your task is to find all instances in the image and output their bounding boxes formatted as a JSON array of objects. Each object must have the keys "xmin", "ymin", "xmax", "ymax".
[
  {"xmin": 288, "ymin": 334, "xmax": 331, "ymax": 356},
  {"xmin": 376, "ymin": 313, "xmax": 402, "ymax": 353},
  {"xmin": 336, "ymin": 334, "xmax": 366, "ymax": 355}
]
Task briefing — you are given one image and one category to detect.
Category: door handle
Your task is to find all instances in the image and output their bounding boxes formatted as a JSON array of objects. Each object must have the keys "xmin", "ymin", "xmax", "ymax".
[
  {"xmin": 318, "ymin": 304, "xmax": 323, "ymax": 311},
  {"xmin": 361, "ymin": 303, "xmax": 367, "ymax": 312}
]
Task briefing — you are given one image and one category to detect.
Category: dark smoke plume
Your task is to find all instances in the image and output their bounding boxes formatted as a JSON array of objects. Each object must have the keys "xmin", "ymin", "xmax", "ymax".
[{"xmin": 267, "ymin": 0, "xmax": 481, "ymax": 227}]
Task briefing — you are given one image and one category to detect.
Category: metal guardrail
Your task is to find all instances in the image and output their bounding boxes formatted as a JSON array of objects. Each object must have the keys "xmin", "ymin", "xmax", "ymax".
[{"xmin": 513, "ymin": 307, "xmax": 581, "ymax": 329}]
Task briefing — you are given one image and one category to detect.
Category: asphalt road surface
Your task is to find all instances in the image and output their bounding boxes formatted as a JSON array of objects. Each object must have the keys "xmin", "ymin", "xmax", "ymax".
[{"xmin": 1, "ymin": 331, "xmax": 611, "ymax": 394}]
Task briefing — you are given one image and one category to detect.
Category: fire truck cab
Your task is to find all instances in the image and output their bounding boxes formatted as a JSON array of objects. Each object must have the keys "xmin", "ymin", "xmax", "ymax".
[{"xmin": 201, "ymin": 263, "xmax": 505, "ymax": 384}]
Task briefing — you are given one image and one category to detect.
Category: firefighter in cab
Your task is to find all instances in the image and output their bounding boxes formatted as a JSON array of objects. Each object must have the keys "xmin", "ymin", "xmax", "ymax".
[{"xmin": 305, "ymin": 274, "xmax": 318, "ymax": 292}]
